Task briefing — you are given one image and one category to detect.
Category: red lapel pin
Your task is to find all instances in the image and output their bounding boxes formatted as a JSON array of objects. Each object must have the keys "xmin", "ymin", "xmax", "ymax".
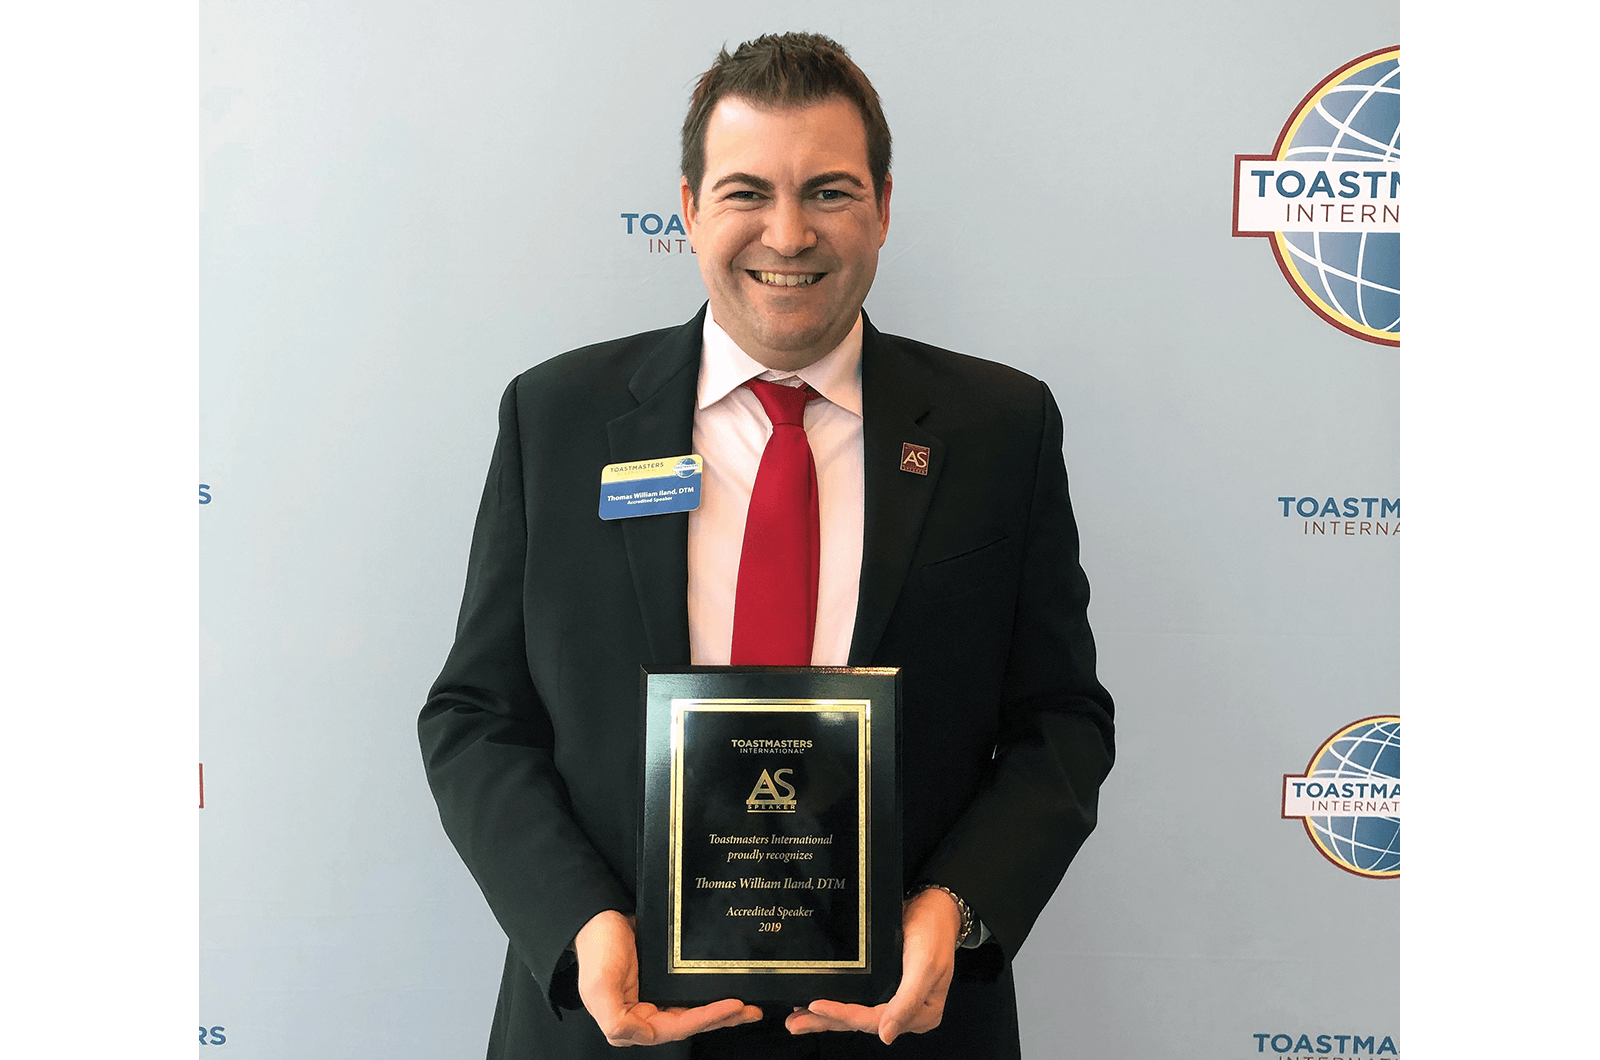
[{"xmin": 899, "ymin": 442, "xmax": 930, "ymax": 476}]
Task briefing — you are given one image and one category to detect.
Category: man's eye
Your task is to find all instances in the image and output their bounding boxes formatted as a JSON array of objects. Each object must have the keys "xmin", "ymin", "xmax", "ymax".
[
  {"xmin": 816, "ymin": 189, "xmax": 848, "ymax": 201},
  {"xmin": 727, "ymin": 190, "xmax": 761, "ymax": 201}
]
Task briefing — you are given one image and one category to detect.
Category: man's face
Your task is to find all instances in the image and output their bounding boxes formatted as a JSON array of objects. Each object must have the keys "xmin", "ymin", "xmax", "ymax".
[{"xmin": 681, "ymin": 95, "xmax": 891, "ymax": 371}]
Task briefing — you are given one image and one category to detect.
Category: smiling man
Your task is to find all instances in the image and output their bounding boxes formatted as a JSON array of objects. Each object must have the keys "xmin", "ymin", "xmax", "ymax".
[
  {"xmin": 682, "ymin": 93, "xmax": 888, "ymax": 372},
  {"xmin": 420, "ymin": 32, "xmax": 1115, "ymax": 1060}
]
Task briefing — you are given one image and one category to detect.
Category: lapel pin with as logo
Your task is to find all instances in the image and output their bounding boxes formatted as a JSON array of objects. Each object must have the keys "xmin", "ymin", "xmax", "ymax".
[{"xmin": 899, "ymin": 442, "xmax": 930, "ymax": 476}]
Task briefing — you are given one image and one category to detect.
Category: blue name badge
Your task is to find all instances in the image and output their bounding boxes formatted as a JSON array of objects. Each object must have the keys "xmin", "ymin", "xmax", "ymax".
[{"xmin": 598, "ymin": 455, "xmax": 704, "ymax": 520}]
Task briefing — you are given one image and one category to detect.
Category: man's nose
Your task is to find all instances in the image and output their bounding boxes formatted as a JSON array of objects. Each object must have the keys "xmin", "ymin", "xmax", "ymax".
[{"xmin": 762, "ymin": 197, "xmax": 817, "ymax": 257}]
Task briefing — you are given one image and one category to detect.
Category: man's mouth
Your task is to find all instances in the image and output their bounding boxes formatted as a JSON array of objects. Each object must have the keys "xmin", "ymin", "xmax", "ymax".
[{"xmin": 750, "ymin": 271, "xmax": 824, "ymax": 288}]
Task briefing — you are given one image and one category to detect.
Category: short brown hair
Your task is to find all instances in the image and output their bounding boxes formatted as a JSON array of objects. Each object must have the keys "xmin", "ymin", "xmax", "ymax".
[{"xmin": 681, "ymin": 32, "xmax": 892, "ymax": 206}]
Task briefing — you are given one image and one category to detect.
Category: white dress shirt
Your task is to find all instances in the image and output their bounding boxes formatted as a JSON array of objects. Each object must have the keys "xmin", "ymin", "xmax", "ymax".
[{"xmin": 687, "ymin": 312, "xmax": 865, "ymax": 666}]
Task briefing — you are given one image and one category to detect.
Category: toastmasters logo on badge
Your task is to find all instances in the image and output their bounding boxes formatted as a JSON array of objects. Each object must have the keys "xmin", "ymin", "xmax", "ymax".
[
  {"xmin": 620, "ymin": 211, "xmax": 695, "ymax": 254},
  {"xmin": 1283, "ymin": 716, "xmax": 1399, "ymax": 878},
  {"xmin": 1277, "ymin": 494, "xmax": 1399, "ymax": 538},
  {"xmin": 1234, "ymin": 47, "xmax": 1400, "ymax": 346}
]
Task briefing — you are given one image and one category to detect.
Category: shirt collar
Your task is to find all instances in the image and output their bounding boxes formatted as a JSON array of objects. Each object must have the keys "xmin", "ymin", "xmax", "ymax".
[{"xmin": 698, "ymin": 311, "xmax": 864, "ymax": 417}]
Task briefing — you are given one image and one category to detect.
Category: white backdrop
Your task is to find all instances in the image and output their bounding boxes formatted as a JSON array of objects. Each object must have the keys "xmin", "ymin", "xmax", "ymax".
[{"xmin": 200, "ymin": 3, "xmax": 1400, "ymax": 1056}]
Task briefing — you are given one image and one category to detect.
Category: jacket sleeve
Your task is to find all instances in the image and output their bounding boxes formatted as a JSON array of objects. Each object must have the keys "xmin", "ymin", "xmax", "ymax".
[
  {"xmin": 418, "ymin": 378, "xmax": 632, "ymax": 1013},
  {"xmin": 914, "ymin": 380, "xmax": 1116, "ymax": 960}
]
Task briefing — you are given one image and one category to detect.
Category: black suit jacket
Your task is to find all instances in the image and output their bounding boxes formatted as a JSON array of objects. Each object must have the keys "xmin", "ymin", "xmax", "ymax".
[{"xmin": 420, "ymin": 306, "xmax": 1114, "ymax": 1059}]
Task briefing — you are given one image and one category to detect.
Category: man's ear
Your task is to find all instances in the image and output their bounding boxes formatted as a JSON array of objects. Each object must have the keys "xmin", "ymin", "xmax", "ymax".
[
  {"xmin": 679, "ymin": 176, "xmax": 697, "ymax": 242},
  {"xmin": 878, "ymin": 173, "xmax": 892, "ymax": 245}
]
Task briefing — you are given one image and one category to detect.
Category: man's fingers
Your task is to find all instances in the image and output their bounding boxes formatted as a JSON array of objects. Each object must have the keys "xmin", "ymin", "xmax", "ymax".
[
  {"xmin": 598, "ymin": 999, "xmax": 760, "ymax": 1046},
  {"xmin": 787, "ymin": 999, "xmax": 881, "ymax": 1035},
  {"xmin": 646, "ymin": 999, "xmax": 762, "ymax": 1042},
  {"xmin": 718, "ymin": 1003, "xmax": 766, "ymax": 1031},
  {"xmin": 785, "ymin": 1011, "xmax": 835, "ymax": 1035}
]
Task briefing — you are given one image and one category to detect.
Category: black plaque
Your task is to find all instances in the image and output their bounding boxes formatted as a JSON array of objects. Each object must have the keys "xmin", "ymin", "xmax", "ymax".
[{"xmin": 637, "ymin": 668, "xmax": 901, "ymax": 1007}]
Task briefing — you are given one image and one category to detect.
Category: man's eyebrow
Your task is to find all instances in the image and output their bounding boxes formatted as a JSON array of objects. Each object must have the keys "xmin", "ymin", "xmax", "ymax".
[
  {"xmin": 801, "ymin": 171, "xmax": 867, "ymax": 194},
  {"xmin": 707, "ymin": 171, "xmax": 869, "ymax": 195},
  {"xmin": 710, "ymin": 172, "xmax": 775, "ymax": 194}
]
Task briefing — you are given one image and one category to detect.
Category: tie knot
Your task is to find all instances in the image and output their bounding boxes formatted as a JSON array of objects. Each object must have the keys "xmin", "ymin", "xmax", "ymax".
[{"xmin": 745, "ymin": 379, "xmax": 815, "ymax": 428}]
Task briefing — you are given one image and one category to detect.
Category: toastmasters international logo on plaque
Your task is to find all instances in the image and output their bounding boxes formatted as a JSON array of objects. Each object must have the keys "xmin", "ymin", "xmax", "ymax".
[
  {"xmin": 1282, "ymin": 716, "xmax": 1400, "ymax": 878},
  {"xmin": 1234, "ymin": 47, "xmax": 1400, "ymax": 345}
]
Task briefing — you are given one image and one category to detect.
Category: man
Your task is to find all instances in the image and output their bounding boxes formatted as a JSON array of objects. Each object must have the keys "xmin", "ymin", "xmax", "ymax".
[{"xmin": 420, "ymin": 32, "xmax": 1114, "ymax": 1059}]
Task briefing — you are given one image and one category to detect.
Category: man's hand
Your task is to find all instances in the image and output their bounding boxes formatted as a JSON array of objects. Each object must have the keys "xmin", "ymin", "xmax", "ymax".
[
  {"xmin": 784, "ymin": 887, "xmax": 960, "ymax": 1045},
  {"xmin": 573, "ymin": 910, "xmax": 763, "ymax": 1047}
]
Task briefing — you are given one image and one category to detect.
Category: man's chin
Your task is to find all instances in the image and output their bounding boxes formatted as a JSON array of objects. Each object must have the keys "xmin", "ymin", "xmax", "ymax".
[
  {"xmin": 748, "ymin": 322, "xmax": 848, "ymax": 370},
  {"xmin": 708, "ymin": 294, "xmax": 861, "ymax": 368}
]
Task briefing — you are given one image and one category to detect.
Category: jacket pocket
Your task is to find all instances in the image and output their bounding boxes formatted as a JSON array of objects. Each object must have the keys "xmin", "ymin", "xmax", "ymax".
[{"xmin": 913, "ymin": 535, "xmax": 1013, "ymax": 603}]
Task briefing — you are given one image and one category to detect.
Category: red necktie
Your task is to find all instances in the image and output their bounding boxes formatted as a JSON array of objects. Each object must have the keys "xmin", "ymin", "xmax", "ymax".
[{"xmin": 730, "ymin": 379, "xmax": 821, "ymax": 665}]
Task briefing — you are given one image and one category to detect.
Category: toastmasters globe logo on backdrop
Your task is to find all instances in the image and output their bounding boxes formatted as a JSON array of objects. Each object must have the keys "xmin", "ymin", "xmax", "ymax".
[
  {"xmin": 1234, "ymin": 47, "xmax": 1400, "ymax": 346},
  {"xmin": 1282, "ymin": 716, "xmax": 1400, "ymax": 878}
]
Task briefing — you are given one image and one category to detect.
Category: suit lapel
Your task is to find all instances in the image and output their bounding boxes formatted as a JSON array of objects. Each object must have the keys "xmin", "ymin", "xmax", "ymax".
[
  {"xmin": 607, "ymin": 306, "xmax": 705, "ymax": 668},
  {"xmin": 849, "ymin": 314, "xmax": 943, "ymax": 665}
]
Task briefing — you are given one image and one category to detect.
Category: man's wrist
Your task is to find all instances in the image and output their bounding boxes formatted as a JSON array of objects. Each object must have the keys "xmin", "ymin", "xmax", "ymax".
[{"xmin": 908, "ymin": 883, "xmax": 975, "ymax": 949}]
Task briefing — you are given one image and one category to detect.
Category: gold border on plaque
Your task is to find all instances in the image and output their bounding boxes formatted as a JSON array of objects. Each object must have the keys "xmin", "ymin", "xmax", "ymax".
[{"xmin": 667, "ymin": 699, "xmax": 870, "ymax": 974}]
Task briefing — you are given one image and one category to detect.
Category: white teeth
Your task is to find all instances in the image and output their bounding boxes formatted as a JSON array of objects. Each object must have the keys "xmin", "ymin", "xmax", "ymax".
[{"xmin": 755, "ymin": 271, "xmax": 821, "ymax": 287}]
